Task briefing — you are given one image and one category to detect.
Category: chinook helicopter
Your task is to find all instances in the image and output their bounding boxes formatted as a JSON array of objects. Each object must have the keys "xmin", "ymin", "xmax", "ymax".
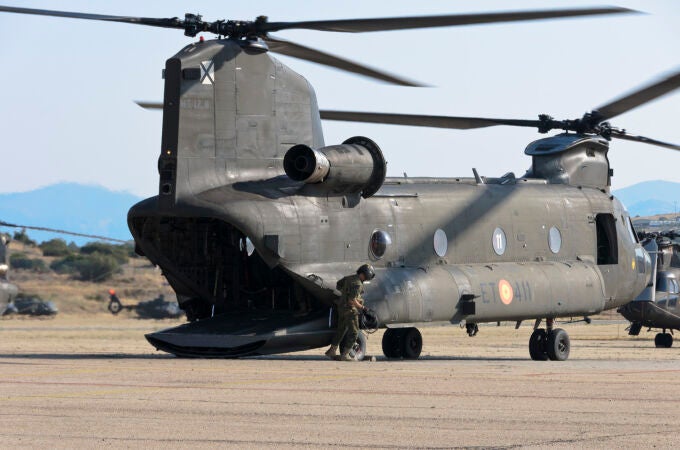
[{"xmin": 2, "ymin": 5, "xmax": 678, "ymax": 361}]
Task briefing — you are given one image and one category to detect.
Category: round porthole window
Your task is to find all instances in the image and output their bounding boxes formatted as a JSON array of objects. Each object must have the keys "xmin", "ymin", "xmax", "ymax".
[
  {"xmin": 433, "ymin": 228, "xmax": 447, "ymax": 257},
  {"xmin": 548, "ymin": 226, "xmax": 562, "ymax": 254},
  {"xmin": 369, "ymin": 229, "xmax": 392, "ymax": 259},
  {"xmin": 492, "ymin": 227, "xmax": 507, "ymax": 255}
]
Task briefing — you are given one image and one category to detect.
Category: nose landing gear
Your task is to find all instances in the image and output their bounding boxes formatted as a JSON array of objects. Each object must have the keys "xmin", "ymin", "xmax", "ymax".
[{"xmin": 654, "ymin": 330, "xmax": 673, "ymax": 348}]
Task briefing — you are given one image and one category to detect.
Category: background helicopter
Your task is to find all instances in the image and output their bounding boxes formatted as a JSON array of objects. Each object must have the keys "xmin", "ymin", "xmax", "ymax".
[
  {"xmin": 618, "ymin": 232, "xmax": 680, "ymax": 347},
  {"xmin": 0, "ymin": 234, "xmax": 19, "ymax": 313},
  {"xmin": 108, "ymin": 289, "xmax": 183, "ymax": 319},
  {"xmin": 1, "ymin": 4, "xmax": 679, "ymax": 361},
  {"xmin": 0, "ymin": 233, "xmax": 57, "ymax": 317},
  {"xmin": 0, "ymin": 220, "xmax": 129, "ymax": 317}
]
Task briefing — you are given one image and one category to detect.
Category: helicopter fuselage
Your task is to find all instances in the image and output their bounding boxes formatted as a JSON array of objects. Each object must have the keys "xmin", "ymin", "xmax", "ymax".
[{"xmin": 127, "ymin": 38, "xmax": 649, "ymax": 357}]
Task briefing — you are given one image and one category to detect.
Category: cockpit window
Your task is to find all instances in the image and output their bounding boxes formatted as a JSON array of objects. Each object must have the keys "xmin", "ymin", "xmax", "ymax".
[
  {"xmin": 657, "ymin": 277, "xmax": 679, "ymax": 294},
  {"xmin": 625, "ymin": 216, "xmax": 639, "ymax": 243}
]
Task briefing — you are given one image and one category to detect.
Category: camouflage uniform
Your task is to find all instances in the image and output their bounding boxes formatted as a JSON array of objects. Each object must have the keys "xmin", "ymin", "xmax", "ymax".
[{"xmin": 331, "ymin": 274, "xmax": 364, "ymax": 352}]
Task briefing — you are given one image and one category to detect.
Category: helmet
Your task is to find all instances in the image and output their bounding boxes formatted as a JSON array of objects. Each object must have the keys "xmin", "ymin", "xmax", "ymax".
[{"xmin": 357, "ymin": 264, "xmax": 375, "ymax": 280}]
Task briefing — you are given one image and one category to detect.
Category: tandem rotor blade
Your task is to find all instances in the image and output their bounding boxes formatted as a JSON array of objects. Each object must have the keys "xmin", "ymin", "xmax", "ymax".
[
  {"xmin": 0, "ymin": 5, "xmax": 184, "ymax": 30},
  {"xmin": 320, "ymin": 110, "xmax": 541, "ymax": 129},
  {"xmin": 610, "ymin": 130, "xmax": 680, "ymax": 151},
  {"xmin": 0, "ymin": 220, "xmax": 128, "ymax": 243},
  {"xmin": 135, "ymin": 101, "xmax": 163, "ymax": 110},
  {"xmin": 265, "ymin": 36, "xmax": 424, "ymax": 87},
  {"xmin": 260, "ymin": 7, "xmax": 635, "ymax": 33},
  {"xmin": 594, "ymin": 68, "xmax": 680, "ymax": 121}
]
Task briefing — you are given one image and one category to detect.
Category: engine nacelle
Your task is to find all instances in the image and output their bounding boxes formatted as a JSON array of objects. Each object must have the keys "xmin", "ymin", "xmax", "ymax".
[{"xmin": 283, "ymin": 136, "xmax": 386, "ymax": 198}]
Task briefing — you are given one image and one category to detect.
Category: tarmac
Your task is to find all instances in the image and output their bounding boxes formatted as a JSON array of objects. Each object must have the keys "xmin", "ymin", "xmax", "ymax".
[{"xmin": 0, "ymin": 316, "xmax": 679, "ymax": 448}]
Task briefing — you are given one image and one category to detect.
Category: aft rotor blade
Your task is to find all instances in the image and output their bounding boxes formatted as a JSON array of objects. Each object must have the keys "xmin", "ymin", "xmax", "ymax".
[
  {"xmin": 260, "ymin": 7, "xmax": 635, "ymax": 33},
  {"xmin": 320, "ymin": 110, "xmax": 540, "ymax": 129},
  {"xmin": 265, "ymin": 36, "xmax": 424, "ymax": 87},
  {"xmin": 0, "ymin": 5, "xmax": 183, "ymax": 29},
  {"xmin": 594, "ymin": 68, "xmax": 680, "ymax": 121},
  {"xmin": 135, "ymin": 101, "xmax": 163, "ymax": 110},
  {"xmin": 0, "ymin": 220, "xmax": 128, "ymax": 243},
  {"xmin": 610, "ymin": 130, "xmax": 680, "ymax": 151}
]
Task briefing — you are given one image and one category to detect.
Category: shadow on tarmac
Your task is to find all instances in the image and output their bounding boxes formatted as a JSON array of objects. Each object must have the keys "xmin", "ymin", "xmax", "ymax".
[{"xmin": 0, "ymin": 352, "xmax": 529, "ymax": 362}]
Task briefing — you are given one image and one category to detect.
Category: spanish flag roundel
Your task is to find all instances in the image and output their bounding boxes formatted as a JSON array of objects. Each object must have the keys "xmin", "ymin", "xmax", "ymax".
[{"xmin": 498, "ymin": 279, "xmax": 513, "ymax": 305}]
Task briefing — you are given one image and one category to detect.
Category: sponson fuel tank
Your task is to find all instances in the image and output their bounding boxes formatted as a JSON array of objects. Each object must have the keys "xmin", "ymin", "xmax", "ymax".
[{"xmin": 364, "ymin": 261, "xmax": 606, "ymax": 325}]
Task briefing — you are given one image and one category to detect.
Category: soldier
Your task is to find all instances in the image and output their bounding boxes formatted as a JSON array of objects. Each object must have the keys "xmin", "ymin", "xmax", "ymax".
[{"xmin": 325, "ymin": 264, "xmax": 375, "ymax": 361}]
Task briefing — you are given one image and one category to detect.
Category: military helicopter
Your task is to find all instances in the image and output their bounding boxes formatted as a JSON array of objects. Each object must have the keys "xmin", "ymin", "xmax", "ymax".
[
  {"xmin": 0, "ymin": 221, "xmax": 130, "ymax": 317},
  {"xmin": 0, "ymin": 233, "xmax": 58, "ymax": 317},
  {"xmin": 618, "ymin": 233, "xmax": 680, "ymax": 347},
  {"xmin": 108, "ymin": 289, "xmax": 183, "ymax": 319},
  {"xmin": 2, "ymin": 294, "xmax": 58, "ymax": 317},
  {"xmin": 0, "ymin": 234, "xmax": 19, "ymax": 314},
  {"xmin": 2, "ymin": 5, "xmax": 677, "ymax": 361}
]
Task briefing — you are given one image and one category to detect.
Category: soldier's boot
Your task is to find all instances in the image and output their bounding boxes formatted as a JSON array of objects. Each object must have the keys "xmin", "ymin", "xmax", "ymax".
[
  {"xmin": 339, "ymin": 352, "xmax": 354, "ymax": 362},
  {"xmin": 325, "ymin": 345, "xmax": 338, "ymax": 359}
]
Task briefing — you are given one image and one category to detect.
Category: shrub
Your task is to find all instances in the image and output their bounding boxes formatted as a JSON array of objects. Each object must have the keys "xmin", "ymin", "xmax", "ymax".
[
  {"xmin": 73, "ymin": 253, "xmax": 122, "ymax": 282},
  {"xmin": 9, "ymin": 253, "xmax": 48, "ymax": 272},
  {"xmin": 39, "ymin": 238, "xmax": 72, "ymax": 257},
  {"xmin": 50, "ymin": 254, "xmax": 83, "ymax": 275},
  {"xmin": 80, "ymin": 242, "xmax": 129, "ymax": 265},
  {"xmin": 13, "ymin": 229, "xmax": 36, "ymax": 246}
]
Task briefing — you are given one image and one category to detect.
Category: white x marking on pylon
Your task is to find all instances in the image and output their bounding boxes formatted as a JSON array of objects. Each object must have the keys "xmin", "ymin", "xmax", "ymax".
[{"xmin": 200, "ymin": 60, "xmax": 215, "ymax": 85}]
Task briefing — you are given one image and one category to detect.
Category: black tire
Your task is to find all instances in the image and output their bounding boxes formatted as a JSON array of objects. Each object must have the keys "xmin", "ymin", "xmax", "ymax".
[
  {"xmin": 663, "ymin": 333, "xmax": 673, "ymax": 348},
  {"xmin": 655, "ymin": 333, "xmax": 665, "ymax": 348},
  {"xmin": 546, "ymin": 328, "xmax": 570, "ymax": 361},
  {"xmin": 382, "ymin": 328, "xmax": 404, "ymax": 358},
  {"xmin": 349, "ymin": 332, "xmax": 367, "ymax": 361},
  {"xmin": 108, "ymin": 298, "xmax": 123, "ymax": 315},
  {"xmin": 529, "ymin": 329, "xmax": 549, "ymax": 361},
  {"xmin": 401, "ymin": 327, "xmax": 423, "ymax": 359}
]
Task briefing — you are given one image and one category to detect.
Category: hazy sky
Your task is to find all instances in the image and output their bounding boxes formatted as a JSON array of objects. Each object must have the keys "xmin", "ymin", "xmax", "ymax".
[{"xmin": 1, "ymin": 0, "xmax": 678, "ymax": 198}]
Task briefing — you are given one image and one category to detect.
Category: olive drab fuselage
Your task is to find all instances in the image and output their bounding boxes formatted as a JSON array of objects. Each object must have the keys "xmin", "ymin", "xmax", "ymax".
[{"xmin": 128, "ymin": 39, "xmax": 650, "ymax": 352}]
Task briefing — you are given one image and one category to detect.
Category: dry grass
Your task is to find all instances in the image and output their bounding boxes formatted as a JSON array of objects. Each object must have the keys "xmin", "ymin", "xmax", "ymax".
[{"xmin": 8, "ymin": 241, "xmax": 175, "ymax": 315}]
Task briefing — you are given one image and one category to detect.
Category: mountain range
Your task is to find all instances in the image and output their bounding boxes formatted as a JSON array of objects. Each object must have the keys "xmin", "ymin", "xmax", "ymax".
[
  {"xmin": 0, "ymin": 183, "xmax": 142, "ymax": 245},
  {"xmin": 613, "ymin": 180, "xmax": 680, "ymax": 217},
  {"xmin": 0, "ymin": 180, "xmax": 678, "ymax": 244}
]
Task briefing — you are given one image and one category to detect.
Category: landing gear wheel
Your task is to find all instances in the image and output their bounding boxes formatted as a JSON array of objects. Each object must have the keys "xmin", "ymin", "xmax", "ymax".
[
  {"xmin": 382, "ymin": 328, "xmax": 405, "ymax": 358},
  {"xmin": 347, "ymin": 332, "xmax": 367, "ymax": 361},
  {"xmin": 402, "ymin": 327, "xmax": 422, "ymax": 359},
  {"xmin": 108, "ymin": 298, "xmax": 123, "ymax": 315},
  {"xmin": 546, "ymin": 328, "xmax": 570, "ymax": 361},
  {"xmin": 655, "ymin": 333, "xmax": 664, "ymax": 348},
  {"xmin": 656, "ymin": 332, "xmax": 673, "ymax": 348},
  {"xmin": 529, "ymin": 329, "xmax": 548, "ymax": 361}
]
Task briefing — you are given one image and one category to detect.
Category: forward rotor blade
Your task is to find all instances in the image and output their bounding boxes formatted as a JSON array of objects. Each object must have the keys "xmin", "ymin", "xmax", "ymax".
[
  {"xmin": 0, "ymin": 221, "xmax": 128, "ymax": 243},
  {"xmin": 320, "ymin": 110, "xmax": 540, "ymax": 129},
  {"xmin": 265, "ymin": 36, "xmax": 424, "ymax": 87},
  {"xmin": 610, "ymin": 130, "xmax": 680, "ymax": 151},
  {"xmin": 0, "ymin": 5, "xmax": 183, "ymax": 29},
  {"xmin": 595, "ymin": 68, "xmax": 680, "ymax": 121},
  {"xmin": 260, "ymin": 7, "xmax": 635, "ymax": 33},
  {"xmin": 135, "ymin": 101, "xmax": 163, "ymax": 110}
]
